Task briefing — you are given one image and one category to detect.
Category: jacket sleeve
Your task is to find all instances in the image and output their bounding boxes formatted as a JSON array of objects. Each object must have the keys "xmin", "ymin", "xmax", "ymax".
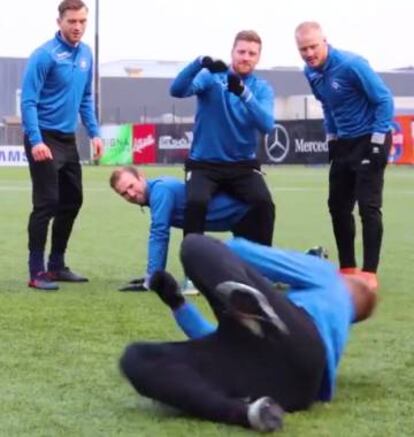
[
  {"xmin": 146, "ymin": 186, "xmax": 175, "ymax": 277},
  {"xmin": 240, "ymin": 80, "xmax": 275, "ymax": 134},
  {"xmin": 226, "ymin": 237, "xmax": 337, "ymax": 289},
  {"xmin": 20, "ymin": 48, "xmax": 52, "ymax": 146},
  {"xmin": 79, "ymin": 51, "xmax": 100, "ymax": 138},
  {"xmin": 174, "ymin": 301, "xmax": 216, "ymax": 339},
  {"xmin": 349, "ymin": 58, "xmax": 394, "ymax": 134},
  {"xmin": 170, "ymin": 58, "xmax": 213, "ymax": 97}
]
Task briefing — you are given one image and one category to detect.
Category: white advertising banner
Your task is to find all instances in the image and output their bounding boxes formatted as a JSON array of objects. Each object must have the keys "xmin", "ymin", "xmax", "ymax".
[{"xmin": 0, "ymin": 145, "xmax": 28, "ymax": 166}]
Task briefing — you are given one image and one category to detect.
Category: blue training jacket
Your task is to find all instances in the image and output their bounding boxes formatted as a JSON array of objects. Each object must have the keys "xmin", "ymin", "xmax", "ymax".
[
  {"xmin": 170, "ymin": 58, "xmax": 275, "ymax": 162},
  {"xmin": 304, "ymin": 46, "xmax": 394, "ymax": 139},
  {"xmin": 145, "ymin": 177, "xmax": 249, "ymax": 277},
  {"xmin": 21, "ymin": 32, "xmax": 100, "ymax": 146}
]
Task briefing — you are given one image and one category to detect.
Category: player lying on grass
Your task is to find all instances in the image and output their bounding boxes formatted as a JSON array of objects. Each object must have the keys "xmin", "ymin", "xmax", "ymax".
[
  {"xmin": 110, "ymin": 166, "xmax": 267, "ymax": 292},
  {"xmin": 119, "ymin": 234, "xmax": 377, "ymax": 432}
]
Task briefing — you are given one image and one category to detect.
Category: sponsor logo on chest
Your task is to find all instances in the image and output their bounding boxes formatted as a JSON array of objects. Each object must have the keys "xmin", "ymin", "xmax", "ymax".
[{"xmin": 56, "ymin": 51, "xmax": 71, "ymax": 61}]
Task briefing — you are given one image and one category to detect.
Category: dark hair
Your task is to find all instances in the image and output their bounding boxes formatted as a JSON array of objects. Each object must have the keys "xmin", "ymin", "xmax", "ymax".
[
  {"xmin": 233, "ymin": 30, "xmax": 262, "ymax": 48},
  {"xmin": 109, "ymin": 166, "xmax": 139, "ymax": 189},
  {"xmin": 58, "ymin": 0, "xmax": 88, "ymax": 18}
]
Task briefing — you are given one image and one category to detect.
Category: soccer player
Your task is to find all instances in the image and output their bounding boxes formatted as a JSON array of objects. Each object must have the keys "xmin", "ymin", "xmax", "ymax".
[
  {"xmin": 170, "ymin": 30, "xmax": 275, "ymax": 246},
  {"xmin": 295, "ymin": 21, "xmax": 394, "ymax": 290},
  {"xmin": 110, "ymin": 166, "xmax": 264, "ymax": 292},
  {"xmin": 21, "ymin": 0, "xmax": 103, "ymax": 290},
  {"xmin": 119, "ymin": 234, "xmax": 377, "ymax": 432}
]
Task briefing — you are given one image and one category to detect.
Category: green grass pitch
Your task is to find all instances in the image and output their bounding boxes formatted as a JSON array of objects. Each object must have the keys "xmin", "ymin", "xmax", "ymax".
[{"xmin": 1, "ymin": 165, "xmax": 413, "ymax": 436}]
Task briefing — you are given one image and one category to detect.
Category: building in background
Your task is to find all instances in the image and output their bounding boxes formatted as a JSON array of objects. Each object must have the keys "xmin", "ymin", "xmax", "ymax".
[{"xmin": 1, "ymin": 57, "xmax": 413, "ymax": 142}]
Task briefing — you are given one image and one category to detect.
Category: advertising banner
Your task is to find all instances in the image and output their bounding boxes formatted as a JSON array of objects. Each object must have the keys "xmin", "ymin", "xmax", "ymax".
[
  {"xmin": 155, "ymin": 123, "xmax": 193, "ymax": 164},
  {"xmin": 99, "ymin": 124, "xmax": 133, "ymax": 165},
  {"xmin": 390, "ymin": 116, "xmax": 414, "ymax": 164},
  {"xmin": 258, "ymin": 120, "xmax": 328, "ymax": 165},
  {"xmin": 132, "ymin": 124, "xmax": 156, "ymax": 164},
  {"xmin": 0, "ymin": 145, "xmax": 27, "ymax": 166},
  {"xmin": 93, "ymin": 117, "xmax": 414, "ymax": 166}
]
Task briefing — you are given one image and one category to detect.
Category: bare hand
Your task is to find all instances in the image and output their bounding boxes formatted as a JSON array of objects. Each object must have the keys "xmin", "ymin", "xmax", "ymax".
[
  {"xmin": 31, "ymin": 143, "xmax": 53, "ymax": 161},
  {"xmin": 91, "ymin": 137, "xmax": 104, "ymax": 160}
]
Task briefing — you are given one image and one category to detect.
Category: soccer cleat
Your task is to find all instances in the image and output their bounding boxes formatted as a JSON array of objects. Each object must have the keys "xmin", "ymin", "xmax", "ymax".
[
  {"xmin": 247, "ymin": 396, "xmax": 284, "ymax": 432},
  {"xmin": 28, "ymin": 272, "xmax": 59, "ymax": 291},
  {"xmin": 181, "ymin": 278, "xmax": 200, "ymax": 296},
  {"xmin": 150, "ymin": 271, "xmax": 185, "ymax": 309},
  {"xmin": 215, "ymin": 281, "xmax": 289, "ymax": 335},
  {"xmin": 359, "ymin": 271, "xmax": 379, "ymax": 292},
  {"xmin": 339, "ymin": 267, "xmax": 360, "ymax": 275},
  {"xmin": 306, "ymin": 245, "xmax": 329, "ymax": 259},
  {"xmin": 47, "ymin": 267, "xmax": 88, "ymax": 282}
]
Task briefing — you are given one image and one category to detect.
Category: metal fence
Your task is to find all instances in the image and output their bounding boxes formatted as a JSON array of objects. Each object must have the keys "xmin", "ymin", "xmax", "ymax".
[{"xmin": 0, "ymin": 124, "xmax": 22, "ymax": 145}]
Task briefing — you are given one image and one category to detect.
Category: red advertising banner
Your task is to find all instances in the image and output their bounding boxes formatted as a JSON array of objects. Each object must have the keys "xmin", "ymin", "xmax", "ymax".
[
  {"xmin": 132, "ymin": 124, "xmax": 156, "ymax": 164},
  {"xmin": 390, "ymin": 115, "xmax": 414, "ymax": 165}
]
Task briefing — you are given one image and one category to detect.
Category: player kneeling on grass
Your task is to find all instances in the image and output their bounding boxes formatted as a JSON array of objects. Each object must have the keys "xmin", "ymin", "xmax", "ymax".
[
  {"xmin": 119, "ymin": 234, "xmax": 377, "ymax": 432},
  {"xmin": 110, "ymin": 166, "xmax": 266, "ymax": 293}
]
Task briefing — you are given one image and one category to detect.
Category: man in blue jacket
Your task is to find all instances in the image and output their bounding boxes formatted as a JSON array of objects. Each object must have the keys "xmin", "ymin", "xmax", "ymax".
[
  {"xmin": 295, "ymin": 22, "xmax": 394, "ymax": 291},
  {"xmin": 21, "ymin": 0, "xmax": 103, "ymax": 291},
  {"xmin": 110, "ymin": 166, "xmax": 259, "ymax": 292},
  {"xmin": 120, "ymin": 234, "xmax": 377, "ymax": 432},
  {"xmin": 170, "ymin": 30, "xmax": 275, "ymax": 246}
]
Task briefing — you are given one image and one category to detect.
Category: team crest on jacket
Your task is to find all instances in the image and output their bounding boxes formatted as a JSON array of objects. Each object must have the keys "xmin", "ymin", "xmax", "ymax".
[
  {"xmin": 79, "ymin": 58, "xmax": 88, "ymax": 70},
  {"xmin": 330, "ymin": 80, "xmax": 340, "ymax": 90}
]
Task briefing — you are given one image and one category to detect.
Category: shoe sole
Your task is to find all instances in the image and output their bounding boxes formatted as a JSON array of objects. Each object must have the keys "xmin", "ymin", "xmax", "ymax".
[
  {"xmin": 248, "ymin": 397, "xmax": 284, "ymax": 432},
  {"xmin": 28, "ymin": 282, "xmax": 59, "ymax": 291},
  {"xmin": 48, "ymin": 278, "xmax": 88, "ymax": 283},
  {"xmin": 181, "ymin": 288, "xmax": 200, "ymax": 296},
  {"xmin": 261, "ymin": 402, "xmax": 284, "ymax": 432},
  {"xmin": 215, "ymin": 281, "xmax": 289, "ymax": 335}
]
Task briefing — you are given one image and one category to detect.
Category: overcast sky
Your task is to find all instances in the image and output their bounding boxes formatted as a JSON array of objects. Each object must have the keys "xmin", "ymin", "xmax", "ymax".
[{"xmin": 1, "ymin": 0, "xmax": 413, "ymax": 70}]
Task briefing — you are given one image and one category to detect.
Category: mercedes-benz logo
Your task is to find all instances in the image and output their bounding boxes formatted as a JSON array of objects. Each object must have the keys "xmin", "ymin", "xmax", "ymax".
[{"xmin": 264, "ymin": 124, "xmax": 290, "ymax": 163}]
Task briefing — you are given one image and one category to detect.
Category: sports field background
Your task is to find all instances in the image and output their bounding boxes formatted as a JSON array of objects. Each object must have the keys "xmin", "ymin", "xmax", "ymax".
[{"xmin": 1, "ymin": 165, "xmax": 413, "ymax": 436}]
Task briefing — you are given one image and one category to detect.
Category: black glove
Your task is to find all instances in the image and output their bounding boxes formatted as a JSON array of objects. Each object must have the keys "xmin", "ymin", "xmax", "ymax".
[
  {"xmin": 150, "ymin": 271, "xmax": 184, "ymax": 310},
  {"xmin": 201, "ymin": 56, "xmax": 228, "ymax": 73},
  {"xmin": 118, "ymin": 277, "xmax": 148, "ymax": 292},
  {"xmin": 227, "ymin": 73, "xmax": 245, "ymax": 96},
  {"xmin": 305, "ymin": 246, "xmax": 329, "ymax": 259}
]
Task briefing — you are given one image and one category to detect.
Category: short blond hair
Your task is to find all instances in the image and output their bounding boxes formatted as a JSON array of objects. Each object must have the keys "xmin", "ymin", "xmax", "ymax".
[{"xmin": 295, "ymin": 21, "xmax": 323, "ymax": 37}]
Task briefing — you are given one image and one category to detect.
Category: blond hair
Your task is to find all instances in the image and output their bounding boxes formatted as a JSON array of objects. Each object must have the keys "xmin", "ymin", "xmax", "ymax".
[{"xmin": 109, "ymin": 166, "xmax": 139, "ymax": 189}]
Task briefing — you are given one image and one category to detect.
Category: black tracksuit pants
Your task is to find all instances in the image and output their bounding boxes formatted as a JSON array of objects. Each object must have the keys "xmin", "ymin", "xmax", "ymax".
[
  {"xmin": 120, "ymin": 235, "xmax": 325, "ymax": 427},
  {"xmin": 25, "ymin": 130, "xmax": 83, "ymax": 256},
  {"xmin": 183, "ymin": 160, "xmax": 275, "ymax": 246},
  {"xmin": 328, "ymin": 133, "xmax": 391, "ymax": 272}
]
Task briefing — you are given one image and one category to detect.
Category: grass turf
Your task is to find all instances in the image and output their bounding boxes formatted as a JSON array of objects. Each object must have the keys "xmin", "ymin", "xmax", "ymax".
[{"xmin": 1, "ymin": 165, "xmax": 413, "ymax": 436}]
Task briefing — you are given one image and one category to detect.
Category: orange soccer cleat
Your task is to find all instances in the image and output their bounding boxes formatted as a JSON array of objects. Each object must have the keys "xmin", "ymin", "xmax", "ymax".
[
  {"xmin": 358, "ymin": 271, "xmax": 379, "ymax": 292},
  {"xmin": 339, "ymin": 267, "xmax": 361, "ymax": 275}
]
